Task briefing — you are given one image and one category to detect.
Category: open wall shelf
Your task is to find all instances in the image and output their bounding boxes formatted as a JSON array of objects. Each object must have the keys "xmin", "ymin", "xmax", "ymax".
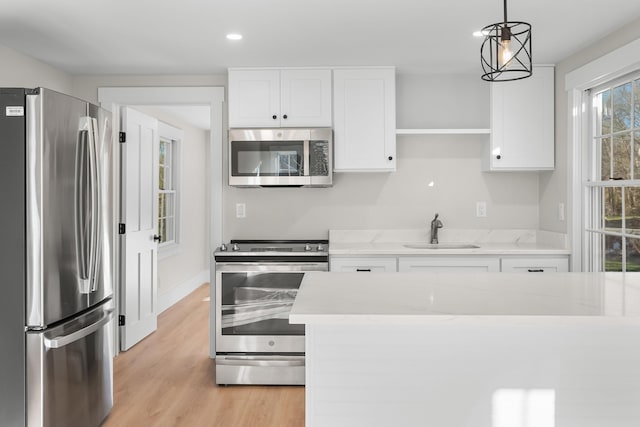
[{"xmin": 396, "ymin": 128, "xmax": 491, "ymax": 135}]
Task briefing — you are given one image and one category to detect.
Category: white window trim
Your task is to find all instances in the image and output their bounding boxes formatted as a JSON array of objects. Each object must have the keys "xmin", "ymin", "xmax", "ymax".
[
  {"xmin": 158, "ymin": 121, "xmax": 184, "ymax": 260},
  {"xmin": 567, "ymin": 38, "xmax": 640, "ymax": 271}
]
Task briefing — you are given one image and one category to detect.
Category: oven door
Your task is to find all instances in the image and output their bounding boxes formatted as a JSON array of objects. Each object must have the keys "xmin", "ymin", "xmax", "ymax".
[{"xmin": 215, "ymin": 262, "xmax": 327, "ymax": 354}]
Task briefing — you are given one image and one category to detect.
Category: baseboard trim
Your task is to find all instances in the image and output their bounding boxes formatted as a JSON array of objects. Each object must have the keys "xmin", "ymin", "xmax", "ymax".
[{"xmin": 158, "ymin": 270, "xmax": 209, "ymax": 314}]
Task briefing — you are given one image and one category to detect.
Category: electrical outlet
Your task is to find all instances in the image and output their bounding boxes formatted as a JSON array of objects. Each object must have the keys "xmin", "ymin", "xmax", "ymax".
[
  {"xmin": 476, "ymin": 201, "xmax": 487, "ymax": 218},
  {"xmin": 236, "ymin": 203, "xmax": 246, "ymax": 218},
  {"xmin": 558, "ymin": 203, "xmax": 565, "ymax": 221}
]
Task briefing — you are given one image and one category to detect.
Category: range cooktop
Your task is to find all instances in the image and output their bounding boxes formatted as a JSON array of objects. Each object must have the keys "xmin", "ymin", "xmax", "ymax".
[{"xmin": 214, "ymin": 239, "xmax": 329, "ymax": 258}]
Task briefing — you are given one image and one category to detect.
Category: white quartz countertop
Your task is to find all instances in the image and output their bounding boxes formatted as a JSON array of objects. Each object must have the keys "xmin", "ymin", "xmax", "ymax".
[
  {"xmin": 328, "ymin": 228, "xmax": 570, "ymax": 256},
  {"xmin": 289, "ymin": 272, "xmax": 640, "ymax": 324}
]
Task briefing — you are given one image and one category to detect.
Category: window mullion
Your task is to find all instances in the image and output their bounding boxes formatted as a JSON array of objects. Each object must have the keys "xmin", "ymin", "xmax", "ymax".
[{"xmin": 622, "ymin": 187, "xmax": 627, "ymax": 271}]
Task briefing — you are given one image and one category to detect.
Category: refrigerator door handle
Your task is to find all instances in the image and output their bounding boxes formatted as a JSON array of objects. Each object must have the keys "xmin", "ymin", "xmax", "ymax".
[
  {"xmin": 74, "ymin": 121, "xmax": 92, "ymax": 294},
  {"xmin": 43, "ymin": 308, "xmax": 114, "ymax": 349},
  {"xmin": 88, "ymin": 117, "xmax": 102, "ymax": 292}
]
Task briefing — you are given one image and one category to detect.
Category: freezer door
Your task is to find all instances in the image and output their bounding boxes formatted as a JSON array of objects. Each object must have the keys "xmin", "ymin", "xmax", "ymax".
[
  {"xmin": 26, "ymin": 299, "xmax": 114, "ymax": 427},
  {"xmin": 26, "ymin": 89, "xmax": 114, "ymax": 327}
]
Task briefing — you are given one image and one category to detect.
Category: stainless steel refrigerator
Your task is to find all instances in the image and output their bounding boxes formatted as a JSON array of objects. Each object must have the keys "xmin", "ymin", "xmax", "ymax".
[{"xmin": 0, "ymin": 88, "xmax": 116, "ymax": 427}]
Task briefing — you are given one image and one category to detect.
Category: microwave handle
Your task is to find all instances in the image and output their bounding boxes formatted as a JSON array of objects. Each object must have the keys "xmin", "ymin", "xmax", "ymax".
[{"xmin": 303, "ymin": 140, "xmax": 310, "ymax": 177}]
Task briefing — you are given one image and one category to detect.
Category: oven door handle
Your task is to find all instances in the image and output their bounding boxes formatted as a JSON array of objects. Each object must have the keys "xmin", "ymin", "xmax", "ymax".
[
  {"xmin": 215, "ymin": 262, "xmax": 328, "ymax": 272},
  {"xmin": 216, "ymin": 357, "xmax": 305, "ymax": 367}
]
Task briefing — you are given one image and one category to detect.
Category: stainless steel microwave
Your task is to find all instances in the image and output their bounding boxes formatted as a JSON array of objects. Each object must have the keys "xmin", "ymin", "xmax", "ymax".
[{"xmin": 228, "ymin": 128, "xmax": 333, "ymax": 187}]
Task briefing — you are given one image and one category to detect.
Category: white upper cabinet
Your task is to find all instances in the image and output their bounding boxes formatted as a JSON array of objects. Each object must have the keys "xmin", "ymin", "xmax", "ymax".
[
  {"xmin": 333, "ymin": 67, "xmax": 397, "ymax": 172},
  {"xmin": 228, "ymin": 68, "xmax": 332, "ymax": 128},
  {"xmin": 484, "ymin": 66, "xmax": 555, "ymax": 171}
]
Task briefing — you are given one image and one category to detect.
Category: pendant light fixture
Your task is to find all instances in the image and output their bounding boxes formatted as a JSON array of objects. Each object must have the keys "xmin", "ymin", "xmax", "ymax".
[{"xmin": 480, "ymin": 0, "xmax": 532, "ymax": 81}]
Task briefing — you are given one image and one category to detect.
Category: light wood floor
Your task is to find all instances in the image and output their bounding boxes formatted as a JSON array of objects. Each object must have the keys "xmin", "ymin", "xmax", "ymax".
[{"xmin": 103, "ymin": 284, "xmax": 305, "ymax": 427}]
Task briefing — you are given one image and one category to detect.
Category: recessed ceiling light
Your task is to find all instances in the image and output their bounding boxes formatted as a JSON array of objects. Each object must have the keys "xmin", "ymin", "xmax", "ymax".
[
  {"xmin": 226, "ymin": 33, "xmax": 243, "ymax": 41},
  {"xmin": 473, "ymin": 30, "xmax": 488, "ymax": 37}
]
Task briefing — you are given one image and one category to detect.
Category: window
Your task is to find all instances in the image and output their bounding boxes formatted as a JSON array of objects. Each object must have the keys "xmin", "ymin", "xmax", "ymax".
[
  {"xmin": 585, "ymin": 71, "xmax": 640, "ymax": 271},
  {"xmin": 158, "ymin": 122, "xmax": 182, "ymax": 256}
]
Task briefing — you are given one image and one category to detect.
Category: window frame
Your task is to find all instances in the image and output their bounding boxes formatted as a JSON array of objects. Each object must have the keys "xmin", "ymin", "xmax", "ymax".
[
  {"xmin": 584, "ymin": 71, "xmax": 640, "ymax": 272},
  {"xmin": 157, "ymin": 121, "xmax": 183, "ymax": 259},
  {"xmin": 567, "ymin": 38, "xmax": 640, "ymax": 272}
]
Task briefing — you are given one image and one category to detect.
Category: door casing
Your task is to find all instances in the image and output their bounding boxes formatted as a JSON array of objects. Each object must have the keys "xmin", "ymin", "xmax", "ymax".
[{"xmin": 97, "ymin": 87, "xmax": 225, "ymax": 357}]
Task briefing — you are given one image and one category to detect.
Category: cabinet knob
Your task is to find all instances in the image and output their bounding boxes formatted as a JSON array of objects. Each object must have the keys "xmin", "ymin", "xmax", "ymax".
[
  {"xmin": 388, "ymin": 156, "xmax": 393, "ymax": 161},
  {"xmin": 283, "ymin": 114, "xmax": 288, "ymax": 119},
  {"xmin": 272, "ymin": 115, "xmax": 277, "ymax": 120},
  {"xmin": 496, "ymin": 155, "xmax": 501, "ymax": 160}
]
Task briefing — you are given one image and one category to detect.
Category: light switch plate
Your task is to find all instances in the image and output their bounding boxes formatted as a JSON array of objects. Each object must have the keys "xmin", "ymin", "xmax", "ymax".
[
  {"xmin": 476, "ymin": 201, "xmax": 487, "ymax": 218},
  {"xmin": 236, "ymin": 203, "xmax": 246, "ymax": 218}
]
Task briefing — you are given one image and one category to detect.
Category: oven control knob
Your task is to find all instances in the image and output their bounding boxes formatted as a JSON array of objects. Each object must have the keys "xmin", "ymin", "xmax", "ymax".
[
  {"xmin": 232, "ymin": 243, "xmax": 240, "ymax": 251},
  {"xmin": 304, "ymin": 243, "xmax": 312, "ymax": 251},
  {"xmin": 316, "ymin": 244, "xmax": 324, "ymax": 251},
  {"xmin": 220, "ymin": 244, "xmax": 227, "ymax": 251}
]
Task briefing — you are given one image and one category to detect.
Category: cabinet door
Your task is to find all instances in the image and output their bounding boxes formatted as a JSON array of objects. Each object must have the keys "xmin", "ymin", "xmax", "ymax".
[
  {"xmin": 229, "ymin": 69, "xmax": 280, "ymax": 127},
  {"xmin": 333, "ymin": 68, "xmax": 396, "ymax": 172},
  {"xmin": 501, "ymin": 256, "xmax": 569, "ymax": 273},
  {"xmin": 330, "ymin": 257, "xmax": 397, "ymax": 272},
  {"xmin": 398, "ymin": 257, "xmax": 500, "ymax": 272},
  {"xmin": 280, "ymin": 69, "xmax": 332, "ymax": 127},
  {"xmin": 486, "ymin": 66, "xmax": 554, "ymax": 171}
]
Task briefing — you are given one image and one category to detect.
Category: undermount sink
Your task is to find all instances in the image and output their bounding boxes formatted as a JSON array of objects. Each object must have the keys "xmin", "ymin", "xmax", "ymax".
[{"xmin": 403, "ymin": 243, "xmax": 480, "ymax": 250}]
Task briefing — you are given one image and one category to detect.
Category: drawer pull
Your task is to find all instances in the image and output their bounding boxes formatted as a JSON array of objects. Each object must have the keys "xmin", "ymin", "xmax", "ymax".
[
  {"xmin": 527, "ymin": 269, "xmax": 544, "ymax": 272},
  {"xmin": 356, "ymin": 268, "xmax": 372, "ymax": 272}
]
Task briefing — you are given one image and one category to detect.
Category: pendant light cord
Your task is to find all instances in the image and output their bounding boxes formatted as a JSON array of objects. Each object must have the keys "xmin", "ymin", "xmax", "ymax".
[{"xmin": 503, "ymin": 0, "xmax": 508, "ymax": 24}]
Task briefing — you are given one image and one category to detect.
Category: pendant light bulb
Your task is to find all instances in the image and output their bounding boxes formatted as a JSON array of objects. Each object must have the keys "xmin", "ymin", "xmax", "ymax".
[
  {"xmin": 498, "ymin": 26, "xmax": 513, "ymax": 68},
  {"xmin": 499, "ymin": 40, "xmax": 513, "ymax": 67}
]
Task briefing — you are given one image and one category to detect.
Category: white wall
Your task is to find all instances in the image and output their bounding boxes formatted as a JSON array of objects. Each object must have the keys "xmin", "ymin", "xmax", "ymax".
[
  {"xmin": 540, "ymin": 18, "xmax": 640, "ymax": 234},
  {"xmin": 134, "ymin": 106, "xmax": 209, "ymax": 296},
  {"xmin": 71, "ymin": 74, "xmax": 227, "ymax": 104},
  {"xmin": 0, "ymin": 42, "xmax": 72, "ymax": 92},
  {"xmin": 73, "ymin": 73, "xmax": 542, "ymax": 243},
  {"xmin": 6, "ymin": 59, "xmax": 544, "ymax": 270},
  {"xmin": 223, "ymin": 73, "xmax": 540, "ymax": 240}
]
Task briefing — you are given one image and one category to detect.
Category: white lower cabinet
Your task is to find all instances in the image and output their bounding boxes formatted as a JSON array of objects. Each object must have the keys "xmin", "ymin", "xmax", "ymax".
[
  {"xmin": 398, "ymin": 257, "xmax": 500, "ymax": 272},
  {"xmin": 330, "ymin": 257, "xmax": 397, "ymax": 272},
  {"xmin": 500, "ymin": 257, "xmax": 569, "ymax": 273},
  {"xmin": 331, "ymin": 255, "xmax": 569, "ymax": 273}
]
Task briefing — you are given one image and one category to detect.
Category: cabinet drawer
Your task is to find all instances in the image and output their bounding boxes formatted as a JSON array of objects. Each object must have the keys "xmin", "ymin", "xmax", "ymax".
[
  {"xmin": 398, "ymin": 257, "xmax": 500, "ymax": 272},
  {"xmin": 330, "ymin": 257, "xmax": 397, "ymax": 272},
  {"xmin": 500, "ymin": 257, "xmax": 569, "ymax": 273}
]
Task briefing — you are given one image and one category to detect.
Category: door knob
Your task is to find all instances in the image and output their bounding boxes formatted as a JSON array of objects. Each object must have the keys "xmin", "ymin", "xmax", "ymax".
[{"xmin": 153, "ymin": 234, "xmax": 162, "ymax": 242}]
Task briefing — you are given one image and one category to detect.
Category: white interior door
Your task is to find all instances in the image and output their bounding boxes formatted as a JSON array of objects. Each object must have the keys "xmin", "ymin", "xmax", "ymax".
[{"xmin": 119, "ymin": 107, "xmax": 159, "ymax": 351}]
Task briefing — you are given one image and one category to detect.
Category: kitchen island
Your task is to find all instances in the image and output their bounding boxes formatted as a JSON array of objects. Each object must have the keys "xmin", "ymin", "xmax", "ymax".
[{"xmin": 289, "ymin": 272, "xmax": 640, "ymax": 427}]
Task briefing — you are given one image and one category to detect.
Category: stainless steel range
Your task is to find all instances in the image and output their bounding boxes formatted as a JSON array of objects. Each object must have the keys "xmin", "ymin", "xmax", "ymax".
[{"xmin": 213, "ymin": 240, "xmax": 328, "ymax": 385}]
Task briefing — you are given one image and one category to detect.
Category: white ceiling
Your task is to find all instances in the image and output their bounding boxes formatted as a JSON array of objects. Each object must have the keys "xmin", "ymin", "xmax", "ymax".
[{"xmin": 1, "ymin": 0, "xmax": 640, "ymax": 76}]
